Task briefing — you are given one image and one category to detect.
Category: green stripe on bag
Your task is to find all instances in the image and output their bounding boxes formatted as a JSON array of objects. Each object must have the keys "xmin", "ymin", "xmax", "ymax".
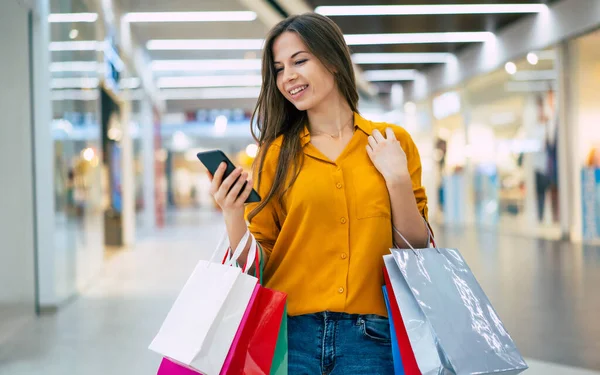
[{"xmin": 269, "ymin": 303, "xmax": 288, "ymax": 375}]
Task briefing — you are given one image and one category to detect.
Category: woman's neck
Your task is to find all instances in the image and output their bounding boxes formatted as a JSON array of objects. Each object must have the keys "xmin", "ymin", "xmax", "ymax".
[{"xmin": 307, "ymin": 94, "xmax": 354, "ymax": 136}]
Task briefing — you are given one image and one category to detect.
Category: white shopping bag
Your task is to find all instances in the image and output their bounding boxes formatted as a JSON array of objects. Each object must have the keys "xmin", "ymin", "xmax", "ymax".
[{"xmin": 149, "ymin": 230, "xmax": 258, "ymax": 375}]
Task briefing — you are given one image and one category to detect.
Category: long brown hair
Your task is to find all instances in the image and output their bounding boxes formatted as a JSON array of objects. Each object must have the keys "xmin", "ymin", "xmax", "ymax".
[{"xmin": 248, "ymin": 12, "xmax": 359, "ymax": 222}]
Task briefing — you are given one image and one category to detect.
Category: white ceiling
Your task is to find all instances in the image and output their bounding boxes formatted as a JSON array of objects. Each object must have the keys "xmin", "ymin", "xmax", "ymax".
[
  {"xmin": 113, "ymin": 0, "xmax": 269, "ymax": 113},
  {"xmin": 50, "ymin": 1, "xmax": 551, "ymax": 118}
]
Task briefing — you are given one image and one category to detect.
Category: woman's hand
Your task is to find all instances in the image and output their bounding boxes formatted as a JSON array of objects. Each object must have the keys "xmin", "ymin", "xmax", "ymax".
[
  {"xmin": 366, "ymin": 128, "xmax": 409, "ymax": 185},
  {"xmin": 209, "ymin": 162, "xmax": 255, "ymax": 218}
]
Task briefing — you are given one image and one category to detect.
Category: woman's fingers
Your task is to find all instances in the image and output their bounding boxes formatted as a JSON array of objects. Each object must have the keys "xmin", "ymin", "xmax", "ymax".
[
  {"xmin": 235, "ymin": 178, "xmax": 254, "ymax": 205},
  {"xmin": 209, "ymin": 162, "xmax": 227, "ymax": 196},
  {"xmin": 368, "ymin": 135, "xmax": 378, "ymax": 150},
  {"xmin": 385, "ymin": 127, "xmax": 396, "ymax": 140},
  {"xmin": 372, "ymin": 129, "xmax": 385, "ymax": 142},
  {"xmin": 219, "ymin": 167, "xmax": 243, "ymax": 194},
  {"xmin": 225, "ymin": 172, "xmax": 248, "ymax": 205}
]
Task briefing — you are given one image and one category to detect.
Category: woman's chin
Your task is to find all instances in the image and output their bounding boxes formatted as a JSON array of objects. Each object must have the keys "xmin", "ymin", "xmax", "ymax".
[{"xmin": 292, "ymin": 99, "xmax": 315, "ymax": 112}]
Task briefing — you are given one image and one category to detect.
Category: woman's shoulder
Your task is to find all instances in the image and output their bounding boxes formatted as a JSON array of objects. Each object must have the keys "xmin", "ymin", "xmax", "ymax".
[
  {"xmin": 256, "ymin": 138, "xmax": 283, "ymax": 170},
  {"xmin": 368, "ymin": 120, "xmax": 414, "ymax": 143}
]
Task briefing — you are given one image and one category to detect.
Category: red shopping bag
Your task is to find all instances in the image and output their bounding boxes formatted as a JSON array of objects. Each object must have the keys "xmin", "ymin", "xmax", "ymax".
[
  {"xmin": 383, "ymin": 267, "xmax": 421, "ymax": 375},
  {"xmin": 222, "ymin": 285, "xmax": 287, "ymax": 374}
]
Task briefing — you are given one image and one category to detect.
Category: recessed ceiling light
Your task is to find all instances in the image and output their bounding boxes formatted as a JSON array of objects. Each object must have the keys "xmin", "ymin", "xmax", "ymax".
[
  {"xmin": 505, "ymin": 62, "xmax": 517, "ymax": 75},
  {"xmin": 527, "ymin": 52, "xmax": 539, "ymax": 65}
]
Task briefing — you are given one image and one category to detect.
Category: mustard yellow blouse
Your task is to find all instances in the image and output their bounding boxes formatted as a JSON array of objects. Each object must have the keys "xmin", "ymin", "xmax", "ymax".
[{"xmin": 246, "ymin": 112, "xmax": 429, "ymax": 317}]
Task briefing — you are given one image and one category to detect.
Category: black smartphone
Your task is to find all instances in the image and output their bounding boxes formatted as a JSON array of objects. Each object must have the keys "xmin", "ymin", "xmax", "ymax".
[{"xmin": 197, "ymin": 150, "xmax": 261, "ymax": 203}]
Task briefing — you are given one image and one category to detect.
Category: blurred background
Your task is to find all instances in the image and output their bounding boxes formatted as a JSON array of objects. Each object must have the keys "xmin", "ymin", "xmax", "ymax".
[{"xmin": 1, "ymin": 0, "xmax": 600, "ymax": 374}]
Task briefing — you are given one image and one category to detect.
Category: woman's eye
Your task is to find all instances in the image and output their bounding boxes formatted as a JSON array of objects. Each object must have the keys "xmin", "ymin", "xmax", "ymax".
[
  {"xmin": 295, "ymin": 59, "xmax": 307, "ymax": 65},
  {"xmin": 275, "ymin": 67, "xmax": 283, "ymax": 74}
]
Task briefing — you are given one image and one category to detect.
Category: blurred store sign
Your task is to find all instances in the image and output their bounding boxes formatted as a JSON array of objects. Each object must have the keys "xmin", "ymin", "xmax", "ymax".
[
  {"xmin": 581, "ymin": 168, "xmax": 600, "ymax": 241},
  {"xmin": 433, "ymin": 91, "xmax": 461, "ymax": 120}
]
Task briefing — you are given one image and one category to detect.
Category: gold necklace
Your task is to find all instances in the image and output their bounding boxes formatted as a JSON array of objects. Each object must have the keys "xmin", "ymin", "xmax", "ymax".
[{"xmin": 310, "ymin": 118, "xmax": 354, "ymax": 139}]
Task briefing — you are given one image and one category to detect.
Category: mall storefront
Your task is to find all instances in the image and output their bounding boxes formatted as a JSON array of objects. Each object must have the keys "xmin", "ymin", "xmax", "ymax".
[{"xmin": 427, "ymin": 30, "xmax": 600, "ymax": 244}]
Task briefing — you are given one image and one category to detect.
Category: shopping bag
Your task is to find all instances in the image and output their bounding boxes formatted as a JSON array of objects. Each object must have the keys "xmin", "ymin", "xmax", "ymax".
[
  {"xmin": 221, "ymin": 284, "xmax": 287, "ymax": 374},
  {"xmin": 383, "ymin": 255, "xmax": 440, "ymax": 375},
  {"xmin": 269, "ymin": 303, "xmax": 288, "ymax": 375},
  {"xmin": 150, "ymin": 230, "xmax": 259, "ymax": 375},
  {"xmin": 382, "ymin": 286, "xmax": 405, "ymax": 375},
  {"xmin": 157, "ymin": 358, "xmax": 202, "ymax": 375},
  {"xmin": 387, "ymin": 228, "xmax": 528, "ymax": 375}
]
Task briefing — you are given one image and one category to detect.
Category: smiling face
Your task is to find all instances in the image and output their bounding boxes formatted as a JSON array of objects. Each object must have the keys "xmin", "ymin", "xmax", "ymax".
[{"xmin": 272, "ymin": 31, "xmax": 338, "ymax": 112}]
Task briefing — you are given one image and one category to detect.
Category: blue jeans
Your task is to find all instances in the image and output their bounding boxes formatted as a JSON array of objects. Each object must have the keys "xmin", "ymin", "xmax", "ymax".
[{"xmin": 288, "ymin": 311, "xmax": 394, "ymax": 374}]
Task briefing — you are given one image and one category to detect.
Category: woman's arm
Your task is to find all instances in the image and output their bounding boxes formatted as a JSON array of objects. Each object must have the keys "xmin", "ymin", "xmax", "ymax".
[
  {"xmin": 367, "ymin": 126, "xmax": 430, "ymax": 249},
  {"xmin": 209, "ymin": 163, "xmax": 256, "ymax": 268},
  {"xmin": 213, "ymin": 145, "xmax": 280, "ymax": 274},
  {"xmin": 387, "ymin": 176, "xmax": 429, "ymax": 249}
]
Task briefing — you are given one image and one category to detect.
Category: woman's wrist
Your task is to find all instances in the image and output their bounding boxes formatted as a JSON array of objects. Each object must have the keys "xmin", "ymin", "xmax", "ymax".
[
  {"xmin": 222, "ymin": 207, "xmax": 245, "ymax": 223},
  {"xmin": 385, "ymin": 172, "xmax": 412, "ymax": 191}
]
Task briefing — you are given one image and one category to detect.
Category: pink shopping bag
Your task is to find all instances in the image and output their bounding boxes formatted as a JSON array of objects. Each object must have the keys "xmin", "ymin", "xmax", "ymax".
[
  {"xmin": 219, "ymin": 283, "xmax": 261, "ymax": 373},
  {"xmin": 157, "ymin": 358, "xmax": 202, "ymax": 375}
]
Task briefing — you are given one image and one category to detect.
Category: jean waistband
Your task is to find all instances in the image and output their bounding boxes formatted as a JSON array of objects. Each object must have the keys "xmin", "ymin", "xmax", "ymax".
[{"xmin": 291, "ymin": 311, "xmax": 386, "ymax": 322}]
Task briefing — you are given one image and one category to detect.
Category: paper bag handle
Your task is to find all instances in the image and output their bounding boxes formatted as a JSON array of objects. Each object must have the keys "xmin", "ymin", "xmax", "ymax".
[{"xmin": 392, "ymin": 217, "xmax": 438, "ymax": 254}]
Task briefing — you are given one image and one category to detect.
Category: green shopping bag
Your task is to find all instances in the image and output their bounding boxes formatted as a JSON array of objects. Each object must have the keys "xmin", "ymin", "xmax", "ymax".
[{"xmin": 270, "ymin": 304, "xmax": 288, "ymax": 375}]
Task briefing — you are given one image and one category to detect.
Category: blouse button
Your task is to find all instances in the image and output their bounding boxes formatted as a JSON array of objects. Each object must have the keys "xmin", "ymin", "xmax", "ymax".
[
  {"xmin": 336, "ymin": 183, "xmax": 343, "ymax": 189},
  {"xmin": 340, "ymin": 217, "xmax": 347, "ymax": 224},
  {"xmin": 341, "ymin": 253, "xmax": 347, "ymax": 259},
  {"xmin": 338, "ymin": 287, "xmax": 344, "ymax": 294}
]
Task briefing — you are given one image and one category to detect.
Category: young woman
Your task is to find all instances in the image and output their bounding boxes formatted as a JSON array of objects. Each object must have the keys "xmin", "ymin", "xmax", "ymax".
[{"xmin": 210, "ymin": 12, "xmax": 430, "ymax": 375}]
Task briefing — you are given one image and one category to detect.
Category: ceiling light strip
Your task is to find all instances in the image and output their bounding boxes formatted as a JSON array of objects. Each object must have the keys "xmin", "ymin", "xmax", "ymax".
[
  {"xmin": 50, "ymin": 61, "xmax": 100, "ymax": 72},
  {"xmin": 315, "ymin": 4, "xmax": 547, "ymax": 16},
  {"xmin": 345, "ymin": 32, "xmax": 495, "ymax": 45},
  {"xmin": 161, "ymin": 87, "xmax": 261, "ymax": 100},
  {"xmin": 49, "ymin": 41, "xmax": 105, "ymax": 52},
  {"xmin": 123, "ymin": 11, "xmax": 257, "ymax": 22},
  {"xmin": 146, "ymin": 32, "xmax": 493, "ymax": 51},
  {"xmin": 363, "ymin": 69, "xmax": 417, "ymax": 81},
  {"xmin": 157, "ymin": 75, "xmax": 262, "ymax": 89},
  {"xmin": 147, "ymin": 39, "xmax": 265, "ymax": 51},
  {"xmin": 151, "ymin": 59, "xmax": 262, "ymax": 71},
  {"xmin": 48, "ymin": 13, "xmax": 98, "ymax": 23},
  {"xmin": 352, "ymin": 52, "xmax": 455, "ymax": 64},
  {"xmin": 51, "ymin": 77, "xmax": 99, "ymax": 89}
]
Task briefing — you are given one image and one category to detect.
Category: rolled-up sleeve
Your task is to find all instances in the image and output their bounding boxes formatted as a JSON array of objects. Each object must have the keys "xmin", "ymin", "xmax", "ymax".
[{"xmin": 394, "ymin": 127, "xmax": 429, "ymax": 223}]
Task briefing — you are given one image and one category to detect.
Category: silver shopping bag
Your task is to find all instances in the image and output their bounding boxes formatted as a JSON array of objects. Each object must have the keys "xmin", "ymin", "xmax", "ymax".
[
  {"xmin": 388, "ymin": 230, "xmax": 528, "ymax": 374},
  {"xmin": 384, "ymin": 255, "xmax": 443, "ymax": 374}
]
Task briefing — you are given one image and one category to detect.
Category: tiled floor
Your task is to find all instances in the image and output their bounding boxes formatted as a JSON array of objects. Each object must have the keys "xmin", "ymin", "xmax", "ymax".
[{"xmin": 0, "ymin": 209, "xmax": 599, "ymax": 375}]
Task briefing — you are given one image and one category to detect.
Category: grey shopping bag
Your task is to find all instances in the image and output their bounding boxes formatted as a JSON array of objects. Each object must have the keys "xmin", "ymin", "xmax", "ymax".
[{"xmin": 388, "ymin": 228, "xmax": 528, "ymax": 375}]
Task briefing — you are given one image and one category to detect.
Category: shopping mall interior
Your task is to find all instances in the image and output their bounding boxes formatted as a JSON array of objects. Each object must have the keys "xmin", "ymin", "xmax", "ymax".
[{"xmin": 1, "ymin": 0, "xmax": 600, "ymax": 374}]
